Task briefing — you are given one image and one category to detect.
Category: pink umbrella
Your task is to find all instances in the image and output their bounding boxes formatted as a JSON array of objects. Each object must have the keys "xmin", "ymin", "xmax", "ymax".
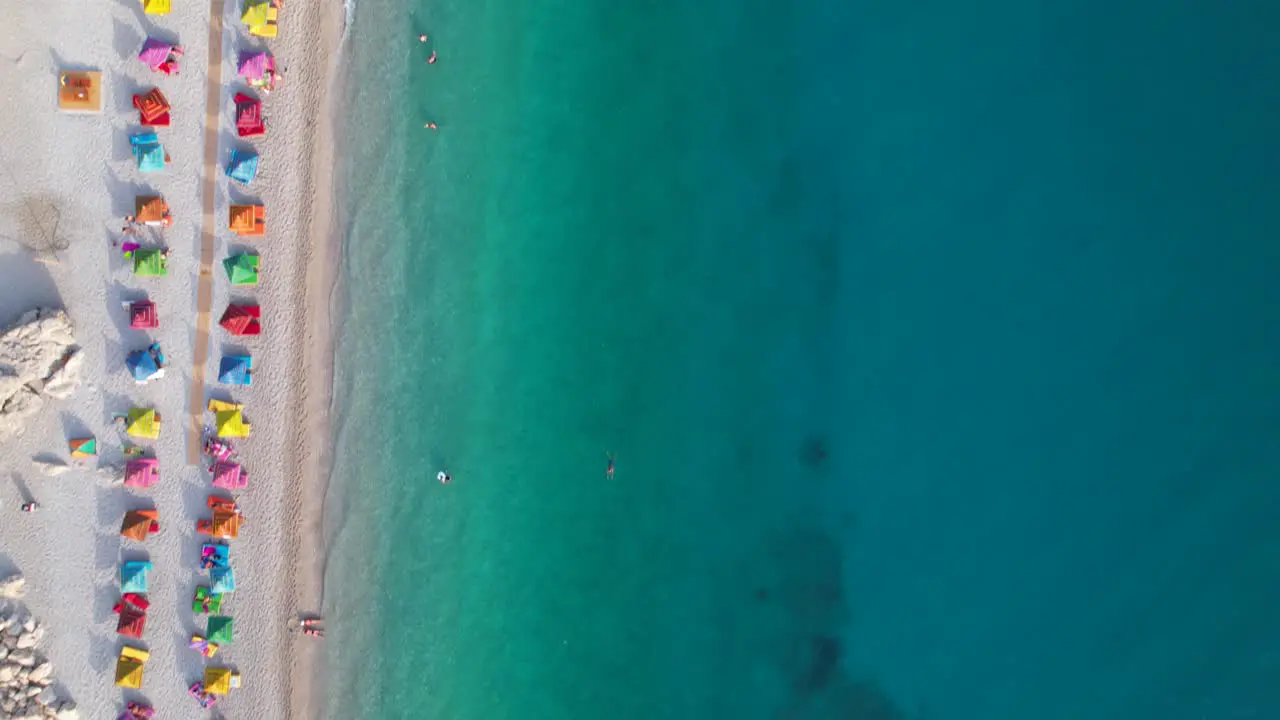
[
  {"xmin": 237, "ymin": 51, "xmax": 271, "ymax": 80},
  {"xmin": 124, "ymin": 458, "xmax": 160, "ymax": 488},
  {"xmin": 211, "ymin": 461, "xmax": 248, "ymax": 490},
  {"xmin": 138, "ymin": 38, "xmax": 172, "ymax": 71}
]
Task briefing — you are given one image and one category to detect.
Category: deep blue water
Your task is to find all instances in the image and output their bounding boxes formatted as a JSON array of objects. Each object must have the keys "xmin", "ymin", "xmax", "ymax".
[{"xmin": 323, "ymin": 1, "xmax": 1280, "ymax": 718}]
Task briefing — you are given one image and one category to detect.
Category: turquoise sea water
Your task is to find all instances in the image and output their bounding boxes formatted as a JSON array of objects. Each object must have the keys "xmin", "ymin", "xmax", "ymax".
[{"xmin": 324, "ymin": 1, "xmax": 1280, "ymax": 718}]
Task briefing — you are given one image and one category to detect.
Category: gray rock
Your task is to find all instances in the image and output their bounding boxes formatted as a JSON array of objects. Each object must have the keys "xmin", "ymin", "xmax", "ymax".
[
  {"xmin": 15, "ymin": 632, "xmax": 36, "ymax": 649},
  {"xmin": 0, "ymin": 663, "xmax": 16, "ymax": 682},
  {"xmin": 29, "ymin": 626, "xmax": 44, "ymax": 645},
  {"xmin": 0, "ymin": 310, "xmax": 80, "ymax": 440},
  {"xmin": 34, "ymin": 686, "xmax": 55, "ymax": 705},
  {"xmin": 26, "ymin": 686, "xmax": 42, "ymax": 698},
  {"xmin": 21, "ymin": 618, "xmax": 36, "ymax": 633},
  {"xmin": 0, "ymin": 645, "xmax": 8, "ymax": 660},
  {"xmin": 0, "ymin": 574, "xmax": 23, "ymax": 599},
  {"xmin": 9, "ymin": 650, "xmax": 35, "ymax": 666},
  {"xmin": 27, "ymin": 662, "xmax": 51, "ymax": 684}
]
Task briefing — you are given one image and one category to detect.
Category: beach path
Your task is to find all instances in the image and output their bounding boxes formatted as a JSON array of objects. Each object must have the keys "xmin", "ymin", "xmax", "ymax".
[{"xmin": 189, "ymin": 0, "xmax": 227, "ymax": 465}]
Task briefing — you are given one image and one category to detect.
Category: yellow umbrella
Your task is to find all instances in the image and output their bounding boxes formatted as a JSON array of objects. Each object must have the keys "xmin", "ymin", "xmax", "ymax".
[
  {"xmin": 204, "ymin": 666, "xmax": 239, "ymax": 695},
  {"xmin": 126, "ymin": 408, "xmax": 161, "ymax": 439},
  {"xmin": 115, "ymin": 646, "xmax": 149, "ymax": 688},
  {"xmin": 141, "ymin": 0, "xmax": 171, "ymax": 15},
  {"xmin": 241, "ymin": 0, "xmax": 268, "ymax": 26},
  {"xmin": 215, "ymin": 409, "xmax": 251, "ymax": 438}
]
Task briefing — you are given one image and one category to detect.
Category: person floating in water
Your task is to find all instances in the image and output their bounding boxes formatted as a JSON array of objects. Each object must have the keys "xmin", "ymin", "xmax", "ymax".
[
  {"xmin": 606, "ymin": 453, "xmax": 615, "ymax": 480},
  {"xmin": 419, "ymin": 34, "xmax": 428, "ymax": 43},
  {"xmin": 424, "ymin": 122, "xmax": 438, "ymax": 130},
  {"xmin": 428, "ymin": 50, "xmax": 437, "ymax": 64},
  {"xmin": 437, "ymin": 470, "xmax": 451, "ymax": 485}
]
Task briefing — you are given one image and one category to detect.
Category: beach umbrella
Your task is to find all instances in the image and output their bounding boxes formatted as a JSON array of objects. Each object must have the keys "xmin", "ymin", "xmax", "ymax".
[
  {"xmin": 214, "ymin": 409, "xmax": 252, "ymax": 438},
  {"xmin": 114, "ymin": 647, "xmax": 149, "ymax": 688},
  {"xmin": 211, "ymin": 461, "xmax": 248, "ymax": 490},
  {"xmin": 69, "ymin": 436, "xmax": 97, "ymax": 458},
  {"xmin": 228, "ymin": 204, "xmax": 266, "ymax": 235},
  {"xmin": 133, "ymin": 249, "xmax": 168, "ymax": 277},
  {"xmin": 222, "ymin": 253, "xmax": 260, "ymax": 285},
  {"xmin": 129, "ymin": 300, "xmax": 159, "ymax": 329},
  {"xmin": 116, "ymin": 609, "xmax": 146, "ymax": 639},
  {"xmin": 124, "ymin": 458, "xmax": 160, "ymax": 488},
  {"xmin": 206, "ymin": 616, "xmax": 234, "ymax": 645},
  {"xmin": 133, "ymin": 87, "xmax": 171, "ymax": 126},
  {"xmin": 125, "ymin": 408, "xmax": 161, "ymax": 439},
  {"xmin": 120, "ymin": 561, "xmax": 153, "ymax": 594},
  {"xmin": 130, "ymin": 132, "xmax": 167, "ymax": 172},
  {"xmin": 135, "ymin": 195, "xmax": 169, "ymax": 225},
  {"xmin": 120, "ymin": 509, "xmax": 160, "ymax": 541},
  {"xmin": 237, "ymin": 51, "xmax": 270, "ymax": 80},
  {"xmin": 141, "ymin": 0, "xmax": 171, "ymax": 15},
  {"xmin": 201, "ymin": 542, "xmax": 231, "ymax": 568},
  {"xmin": 234, "ymin": 93, "xmax": 265, "ymax": 137},
  {"xmin": 219, "ymin": 304, "xmax": 262, "ymax": 335},
  {"xmin": 225, "ymin": 148, "xmax": 259, "ymax": 185},
  {"xmin": 209, "ymin": 567, "xmax": 236, "ymax": 594},
  {"xmin": 218, "ymin": 355, "xmax": 252, "ymax": 386},
  {"xmin": 126, "ymin": 348, "xmax": 164, "ymax": 383},
  {"xmin": 115, "ymin": 596, "xmax": 149, "ymax": 638},
  {"xmin": 137, "ymin": 38, "xmax": 172, "ymax": 71},
  {"xmin": 203, "ymin": 666, "xmax": 239, "ymax": 695},
  {"xmin": 193, "ymin": 586, "xmax": 225, "ymax": 614}
]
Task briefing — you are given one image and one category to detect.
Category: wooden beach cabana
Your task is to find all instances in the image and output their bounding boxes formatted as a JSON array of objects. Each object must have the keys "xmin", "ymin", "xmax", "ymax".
[{"xmin": 57, "ymin": 71, "xmax": 102, "ymax": 113}]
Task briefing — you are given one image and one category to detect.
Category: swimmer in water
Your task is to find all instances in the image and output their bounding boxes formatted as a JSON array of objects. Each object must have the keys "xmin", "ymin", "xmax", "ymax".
[
  {"xmin": 437, "ymin": 471, "xmax": 451, "ymax": 484},
  {"xmin": 428, "ymin": 51, "xmax": 437, "ymax": 64},
  {"xmin": 606, "ymin": 453, "xmax": 615, "ymax": 480},
  {"xmin": 424, "ymin": 122, "xmax": 438, "ymax": 130},
  {"xmin": 419, "ymin": 34, "xmax": 428, "ymax": 43}
]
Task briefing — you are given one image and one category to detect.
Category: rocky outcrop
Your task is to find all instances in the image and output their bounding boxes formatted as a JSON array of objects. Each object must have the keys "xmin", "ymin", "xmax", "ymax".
[
  {"xmin": 0, "ymin": 575, "xmax": 24, "ymax": 600},
  {"xmin": 0, "ymin": 309, "xmax": 81, "ymax": 442},
  {"xmin": 0, "ymin": 608, "xmax": 77, "ymax": 719}
]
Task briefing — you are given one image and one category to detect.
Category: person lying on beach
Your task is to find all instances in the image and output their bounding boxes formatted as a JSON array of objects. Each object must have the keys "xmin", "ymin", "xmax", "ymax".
[{"xmin": 21, "ymin": 502, "xmax": 39, "ymax": 513}]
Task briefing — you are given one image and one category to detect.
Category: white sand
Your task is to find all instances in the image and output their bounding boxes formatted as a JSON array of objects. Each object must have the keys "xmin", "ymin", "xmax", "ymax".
[{"xmin": 0, "ymin": 0, "xmax": 341, "ymax": 717}]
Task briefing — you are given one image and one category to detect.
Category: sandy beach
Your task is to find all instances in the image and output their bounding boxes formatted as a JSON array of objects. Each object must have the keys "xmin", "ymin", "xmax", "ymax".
[{"xmin": 0, "ymin": 0, "xmax": 341, "ymax": 717}]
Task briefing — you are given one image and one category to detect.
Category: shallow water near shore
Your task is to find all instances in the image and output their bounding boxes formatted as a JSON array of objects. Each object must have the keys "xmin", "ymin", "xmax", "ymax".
[{"xmin": 324, "ymin": 1, "xmax": 1280, "ymax": 718}]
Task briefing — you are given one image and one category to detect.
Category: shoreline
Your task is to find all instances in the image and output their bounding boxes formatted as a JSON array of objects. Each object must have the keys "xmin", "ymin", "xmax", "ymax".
[{"xmin": 283, "ymin": 0, "xmax": 347, "ymax": 718}]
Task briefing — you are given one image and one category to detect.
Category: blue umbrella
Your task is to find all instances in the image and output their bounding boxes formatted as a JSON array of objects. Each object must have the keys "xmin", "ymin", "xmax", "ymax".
[
  {"xmin": 131, "ymin": 132, "xmax": 166, "ymax": 172},
  {"xmin": 225, "ymin": 149, "xmax": 259, "ymax": 185},
  {"xmin": 218, "ymin": 355, "xmax": 252, "ymax": 386},
  {"xmin": 210, "ymin": 567, "xmax": 236, "ymax": 594},
  {"xmin": 126, "ymin": 348, "xmax": 162, "ymax": 382}
]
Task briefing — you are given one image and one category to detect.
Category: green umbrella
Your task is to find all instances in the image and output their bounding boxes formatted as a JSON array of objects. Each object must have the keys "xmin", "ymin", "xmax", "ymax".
[
  {"xmin": 223, "ymin": 253, "xmax": 259, "ymax": 285},
  {"xmin": 133, "ymin": 249, "xmax": 168, "ymax": 277},
  {"xmin": 206, "ymin": 615, "xmax": 234, "ymax": 644}
]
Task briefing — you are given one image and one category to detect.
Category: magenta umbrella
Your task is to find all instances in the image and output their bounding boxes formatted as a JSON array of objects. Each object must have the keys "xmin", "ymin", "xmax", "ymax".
[
  {"xmin": 237, "ymin": 51, "xmax": 271, "ymax": 81},
  {"xmin": 138, "ymin": 38, "xmax": 172, "ymax": 70}
]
